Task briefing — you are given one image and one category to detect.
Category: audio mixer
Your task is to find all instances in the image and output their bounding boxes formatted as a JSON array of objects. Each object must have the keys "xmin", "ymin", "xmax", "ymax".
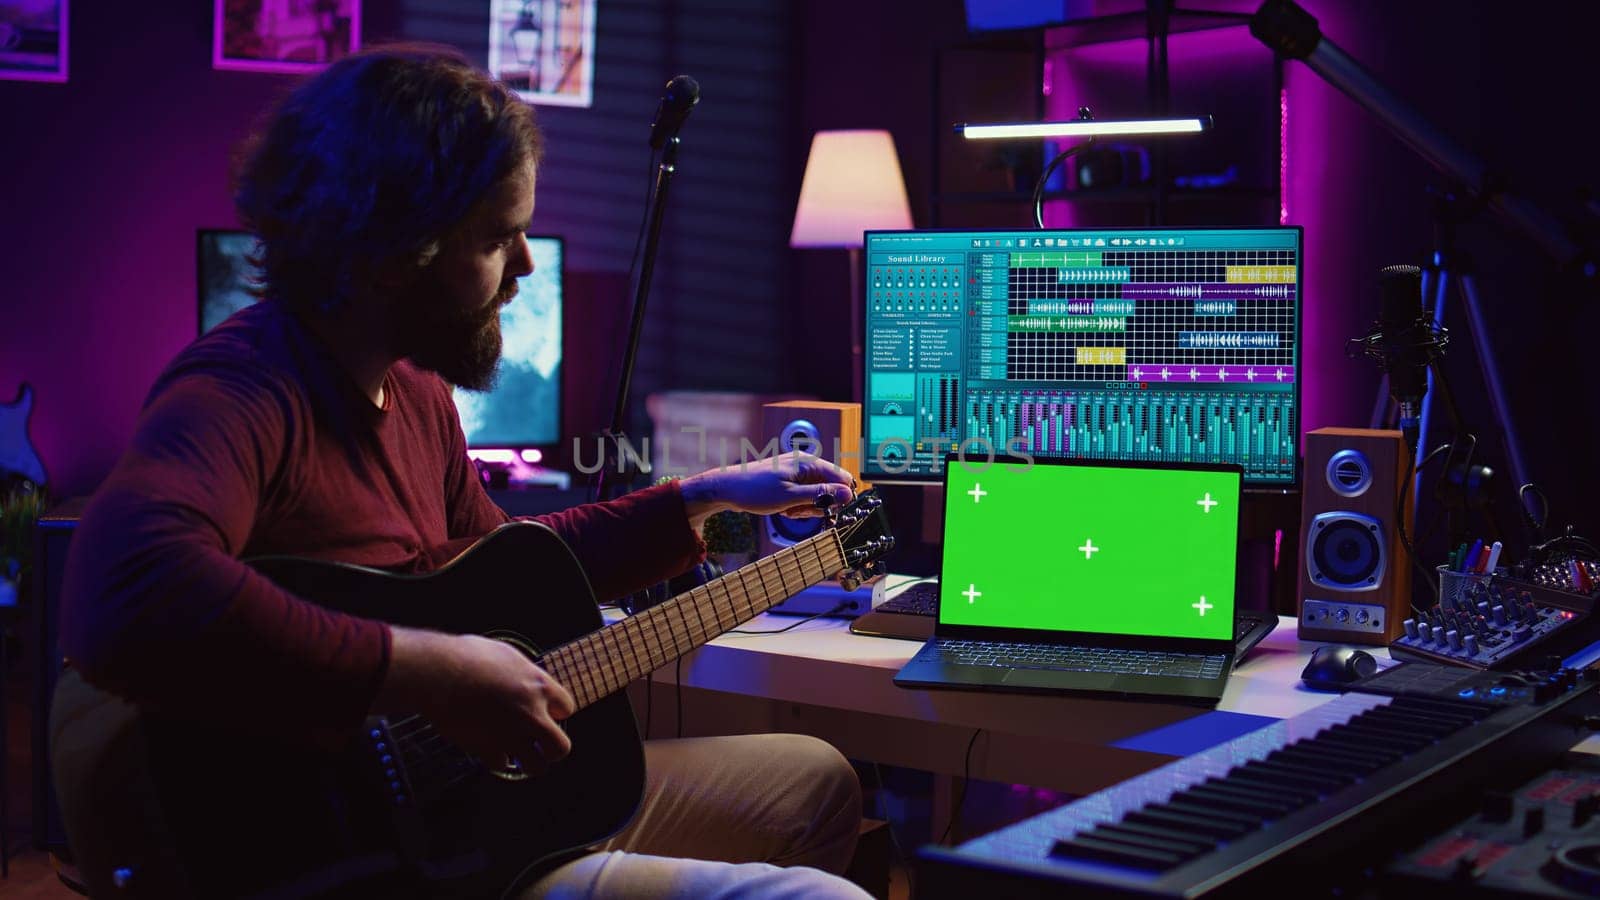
[
  {"xmin": 861, "ymin": 227, "xmax": 1301, "ymax": 484},
  {"xmin": 1390, "ymin": 573, "xmax": 1600, "ymax": 670}
]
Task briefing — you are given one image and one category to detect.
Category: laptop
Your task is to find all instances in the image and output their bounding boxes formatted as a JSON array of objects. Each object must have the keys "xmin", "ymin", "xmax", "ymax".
[{"xmin": 893, "ymin": 456, "xmax": 1245, "ymax": 706}]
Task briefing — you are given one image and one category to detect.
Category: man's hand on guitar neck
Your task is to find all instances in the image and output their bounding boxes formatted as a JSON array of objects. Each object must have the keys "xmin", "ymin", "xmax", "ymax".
[
  {"xmin": 376, "ymin": 627, "xmax": 576, "ymax": 773},
  {"xmin": 679, "ymin": 450, "xmax": 856, "ymax": 531}
]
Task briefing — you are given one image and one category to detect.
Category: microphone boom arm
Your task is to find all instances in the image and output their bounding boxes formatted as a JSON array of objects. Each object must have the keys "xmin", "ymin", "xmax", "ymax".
[{"xmin": 1250, "ymin": 0, "xmax": 1585, "ymax": 267}]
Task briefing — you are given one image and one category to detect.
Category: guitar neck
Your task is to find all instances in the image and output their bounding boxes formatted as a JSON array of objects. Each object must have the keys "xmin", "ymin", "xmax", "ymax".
[{"xmin": 540, "ymin": 529, "xmax": 847, "ymax": 712}]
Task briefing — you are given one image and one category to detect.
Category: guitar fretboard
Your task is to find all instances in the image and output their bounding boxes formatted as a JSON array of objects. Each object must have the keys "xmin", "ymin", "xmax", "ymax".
[{"xmin": 540, "ymin": 530, "xmax": 847, "ymax": 710}]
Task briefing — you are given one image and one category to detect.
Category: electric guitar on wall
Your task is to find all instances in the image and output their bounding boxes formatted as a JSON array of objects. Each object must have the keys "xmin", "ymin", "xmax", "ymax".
[
  {"xmin": 0, "ymin": 382, "xmax": 48, "ymax": 491},
  {"xmin": 51, "ymin": 492, "xmax": 893, "ymax": 899}
]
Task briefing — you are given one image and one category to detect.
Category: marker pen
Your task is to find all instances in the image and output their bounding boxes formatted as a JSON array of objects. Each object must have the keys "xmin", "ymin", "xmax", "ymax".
[{"xmin": 1483, "ymin": 540, "xmax": 1503, "ymax": 575}]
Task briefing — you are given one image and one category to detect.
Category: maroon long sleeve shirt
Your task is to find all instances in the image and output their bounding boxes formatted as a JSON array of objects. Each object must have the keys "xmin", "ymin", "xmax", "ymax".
[{"xmin": 59, "ymin": 301, "xmax": 703, "ymax": 737}]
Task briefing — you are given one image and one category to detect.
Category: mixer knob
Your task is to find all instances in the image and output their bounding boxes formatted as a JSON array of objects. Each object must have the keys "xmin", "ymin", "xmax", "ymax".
[
  {"xmin": 1525, "ymin": 806, "xmax": 1546, "ymax": 838},
  {"xmin": 1403, "ymin": 618, "xmax": 1419, "ymax": 640},
  {"xmin": 1491, "ymin": 604, "xmax": 1507, "ymax": 625},
  {"xmin": 1446, "ymin": 630, "xmax": 1462, "ymax": 651},
  {"xmin": 1431, "ymin": 625, "xmax": 1446, "ymax": 644},
  {"xmin": 1464, "ymin": 634, "xmax": 1479, "ymax": 656},
  {"xmin": 1574, "ymin": 793, "xmax": 1600, "ymax": 828}
]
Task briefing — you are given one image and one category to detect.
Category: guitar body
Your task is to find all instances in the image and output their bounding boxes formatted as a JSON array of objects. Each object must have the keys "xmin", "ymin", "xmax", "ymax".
[
  {"xmin": 51, "ymin": 494, "xmax": 894, "ymax": 899},
  {"xmin": 63, "ymin": 522, "xmax": 644, "ymax": 899}
]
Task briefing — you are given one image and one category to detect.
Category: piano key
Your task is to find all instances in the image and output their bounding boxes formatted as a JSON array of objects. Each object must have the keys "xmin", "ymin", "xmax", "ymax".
[
  {"xmin": 1161, "ymin": 797, "xmax": 1267, "ymax": 830},
  {"xmin": 1085, "ymin": 824, "xmax": 1212, "ymax": 859},
  {"xmin": 1201, "ymin": 774, "xmax": 1316, "ymax": 805},
  {"xmin": 1049, "ymin": 835, "xmax": 1185, "ymax": 871},
  {"xmin": 1271, "ymin": 741, "xmax": 1391, "ymax": 772},
  {"xmin": 1248, "ymin": 757, "xmax": 1355, "ymax": 789},
  {"xmin": 1124, "ymin": 807, "xmax": 1255, "ymax": 840},
  {"xmin": 1181, "ymin": 783, "xmax": 1300, "ymax": 818},
  {"xmin": 1090, "ymin": 819, "xmax": 1219, "ymax": 853}
]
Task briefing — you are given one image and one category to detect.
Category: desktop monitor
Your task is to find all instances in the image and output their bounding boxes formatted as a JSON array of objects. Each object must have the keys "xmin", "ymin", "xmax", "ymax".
[
  {"xmin": 197, "ymin": 229, "xmax": 565, "ymax": 451},
  {"xmin": 861, "ymin": 226, "xmax": 1301, "ymax": 486}
]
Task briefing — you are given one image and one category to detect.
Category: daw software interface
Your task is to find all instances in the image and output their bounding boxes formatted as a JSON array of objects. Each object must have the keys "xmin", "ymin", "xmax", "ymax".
[
  {"xmin": 938, "ymin": 460, "xmax": 1241, "ymax": 641},
  {"xmin": 862, "ymin": 227, "xmax": 1301, "ymax": 485}
]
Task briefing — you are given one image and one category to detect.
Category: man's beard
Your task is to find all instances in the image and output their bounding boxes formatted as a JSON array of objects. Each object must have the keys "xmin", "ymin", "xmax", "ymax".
[{"xmin": 396, "ymin": 283, "xmax": 512, "ymax": 391}]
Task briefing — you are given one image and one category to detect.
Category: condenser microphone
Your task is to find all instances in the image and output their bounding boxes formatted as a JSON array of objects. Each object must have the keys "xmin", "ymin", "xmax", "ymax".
[
  {"xmin": 1375, "ymin": 264, "xmax": 1435, "ymax": 451},
  {"xmin": 648, "ymin": 75, "xmax": 700, "ymax": 150}
]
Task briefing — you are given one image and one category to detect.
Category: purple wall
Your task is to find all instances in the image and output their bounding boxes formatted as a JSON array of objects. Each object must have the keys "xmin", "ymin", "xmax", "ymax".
[{"xmin": 0, "ymin": 5, "xmax": 291, "ymax": 496}]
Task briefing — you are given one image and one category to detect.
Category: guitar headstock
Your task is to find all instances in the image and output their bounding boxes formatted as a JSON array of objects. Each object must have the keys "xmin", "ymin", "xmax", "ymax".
[{"xmin": 825, "ymin": 490, "xmax": 894, "ymax": 591}]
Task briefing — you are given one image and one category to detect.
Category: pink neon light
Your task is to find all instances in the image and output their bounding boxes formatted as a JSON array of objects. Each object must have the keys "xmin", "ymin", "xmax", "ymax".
[
  {"xmin": 520, "ymin": 448, "xmax": 543, "ymax": 464},
  {"xmin": 468, "ymin": 449, "xmax": 516, "ymax": 464},
  {"xmin": 1279, "ymin": 88, "xmax": 1289, "ymax": 225}
]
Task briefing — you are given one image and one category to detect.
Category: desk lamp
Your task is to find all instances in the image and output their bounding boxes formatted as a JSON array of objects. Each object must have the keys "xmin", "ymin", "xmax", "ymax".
[
  {"xmin": 955, "ymin": 109, "xmax": 1212, "ymax": 227},
  {"xmin": 790, "ymin": 130, "xmax": 914, "ymax": 402}
]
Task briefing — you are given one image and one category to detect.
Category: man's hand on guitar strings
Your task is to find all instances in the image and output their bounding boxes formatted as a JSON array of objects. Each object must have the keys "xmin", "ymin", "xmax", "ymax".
[
  {"xmin": 680, "ymin": 450, "xmax": 856, "ymax": 528},
  {"xmin": 379, "ymin": 629, "xmax": 576, "ymax": 773}
]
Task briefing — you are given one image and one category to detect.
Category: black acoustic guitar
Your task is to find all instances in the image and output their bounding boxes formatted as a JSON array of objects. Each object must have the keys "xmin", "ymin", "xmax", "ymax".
[{"xmin": 50, "ymin": 492, "xmax": 893, "ymax": 899}]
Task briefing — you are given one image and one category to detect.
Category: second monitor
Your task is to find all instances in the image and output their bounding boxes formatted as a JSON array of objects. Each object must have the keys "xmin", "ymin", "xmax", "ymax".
[{"xmin": 861, "ymin": 226, "xmax": 1301, "ymax": 486}]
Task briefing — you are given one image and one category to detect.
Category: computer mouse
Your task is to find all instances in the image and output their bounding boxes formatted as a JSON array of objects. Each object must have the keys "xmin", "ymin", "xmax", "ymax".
[{"xmin": 1300, "ymin": 645, "xmax": 1379, "ymax": 692}]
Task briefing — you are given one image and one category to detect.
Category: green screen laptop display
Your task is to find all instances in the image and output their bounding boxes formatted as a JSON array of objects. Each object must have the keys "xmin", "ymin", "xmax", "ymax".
[{"xmin": 938, "ymin": 461, "xmax": 1241, "ymax": 641}]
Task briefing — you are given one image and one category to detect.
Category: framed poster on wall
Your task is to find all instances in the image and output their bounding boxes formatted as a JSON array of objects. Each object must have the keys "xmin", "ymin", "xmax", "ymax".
[
  {"xmin": 486, "ymin": 0, "xmax": 596, "ymax": 107},
  {"xmin": 0, "ymin": 0, "xmax": 67, "ymax": 83},
  {"xmin": 214, "ymin": 0, "xmax": 360, "ymax": 73}
]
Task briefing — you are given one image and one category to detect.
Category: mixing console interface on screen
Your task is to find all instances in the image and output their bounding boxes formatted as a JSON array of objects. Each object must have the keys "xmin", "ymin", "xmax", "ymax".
[{"xmin": 862, "ymin": 228, "xmax": 1301, "ymax": 484}]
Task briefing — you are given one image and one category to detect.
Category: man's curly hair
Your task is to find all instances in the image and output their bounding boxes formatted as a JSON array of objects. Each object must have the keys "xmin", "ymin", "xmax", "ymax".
[{"xmin": 233, "ymin": 43, "xmax": 541, "ymax": 315}]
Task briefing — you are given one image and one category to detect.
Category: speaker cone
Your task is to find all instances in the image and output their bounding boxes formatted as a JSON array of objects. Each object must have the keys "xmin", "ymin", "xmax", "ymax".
[
  {"xmin": 767, "ymin": 513, "xmax": 823, "ymax": 546},
  {"xmin": 1308, "ymin": 512, "xmax": 1385, "ymax": 590}
]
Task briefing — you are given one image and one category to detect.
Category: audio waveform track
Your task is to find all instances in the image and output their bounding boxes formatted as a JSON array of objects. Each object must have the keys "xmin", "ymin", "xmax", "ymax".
[{"xmin": 964, "ymin": 388, "xmax": 1297, "ymax": 481}]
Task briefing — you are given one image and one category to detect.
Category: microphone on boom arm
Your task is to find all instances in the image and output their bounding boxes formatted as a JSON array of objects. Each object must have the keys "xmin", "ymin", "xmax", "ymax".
[{"xmin": 1347, "ymin": 264, "xmax": 1450, "ymax": 454}]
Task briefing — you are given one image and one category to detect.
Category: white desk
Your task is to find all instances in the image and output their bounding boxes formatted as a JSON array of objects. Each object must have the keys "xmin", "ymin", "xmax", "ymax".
[{"xmin": 634, "ymin": 613, "xmax": 1345, "ymax": 799}]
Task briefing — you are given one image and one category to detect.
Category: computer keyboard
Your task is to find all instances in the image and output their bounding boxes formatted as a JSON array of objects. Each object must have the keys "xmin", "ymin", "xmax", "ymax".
[{"xmin": 928, "ymin": 639, "xmax": 1227, "ymax": 680}]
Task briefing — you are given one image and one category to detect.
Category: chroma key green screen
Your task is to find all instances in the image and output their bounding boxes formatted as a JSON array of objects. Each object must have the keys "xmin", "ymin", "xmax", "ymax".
[{"xmin": 938, "ymin": 459, "xmax": 1241, "ymax": 641}]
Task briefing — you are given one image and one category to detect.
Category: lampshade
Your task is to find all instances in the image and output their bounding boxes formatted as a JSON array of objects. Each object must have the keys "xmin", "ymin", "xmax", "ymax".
[{"xmin": 789, "ymin": 130, "xmax": 913, "ymax": 249}]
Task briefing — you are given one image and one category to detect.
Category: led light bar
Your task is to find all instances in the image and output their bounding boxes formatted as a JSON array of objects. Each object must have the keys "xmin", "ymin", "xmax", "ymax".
[{"xmin": 956, "ymin": 116, "xmax": 1212, "ymax": 140}]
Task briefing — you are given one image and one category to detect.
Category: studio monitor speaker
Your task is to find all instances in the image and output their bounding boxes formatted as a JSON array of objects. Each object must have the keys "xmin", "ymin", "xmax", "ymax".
[
  {"xmin": 1298, "ymin": 427, "xmax": 1414, "ymax": 645},
  {"xmin": 757, "ymin": 401, "xmax": 864, "ymax": 558}
]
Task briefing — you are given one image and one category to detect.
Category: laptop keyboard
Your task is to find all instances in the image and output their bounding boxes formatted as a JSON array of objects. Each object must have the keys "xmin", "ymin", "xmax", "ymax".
[
  {"xmin": 924, "ymin": 638, "xmax": 1228, "ymax": 680},
  {"xmin": 877, "ymin": 581, "xmax": 940, "ymax": 615}
]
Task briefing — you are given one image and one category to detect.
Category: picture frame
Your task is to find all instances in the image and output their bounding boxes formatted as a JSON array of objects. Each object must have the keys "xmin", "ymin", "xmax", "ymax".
[
  {"xmin": 486, "ymin": 0, "xmax": 596, "ymax": 108},
  {"xmin": 0, "ymin": 0, "xmax": 68, "ymax": 83},
  {"xmin": 213, "ymin": 0, "xmax": 360, "ymax": 74}
]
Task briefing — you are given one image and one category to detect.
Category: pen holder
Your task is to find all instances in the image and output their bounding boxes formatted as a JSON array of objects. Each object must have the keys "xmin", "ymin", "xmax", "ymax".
[{"xmin": 1436, "ymin": 564, "xmax": 1497, "ymax": 610}]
